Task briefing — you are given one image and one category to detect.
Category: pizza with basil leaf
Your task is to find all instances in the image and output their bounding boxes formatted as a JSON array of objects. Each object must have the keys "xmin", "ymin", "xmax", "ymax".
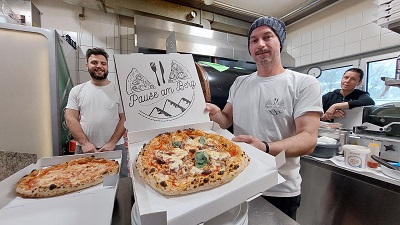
[{"xmin": 135, "ymin": 128, "xmax": 250, "ymax": 195}]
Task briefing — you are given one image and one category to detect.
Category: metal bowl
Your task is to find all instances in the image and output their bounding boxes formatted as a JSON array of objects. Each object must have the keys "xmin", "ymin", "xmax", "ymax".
[{"xmin": 310, "ymin": 143, "xmax": 341, "ymax": 158}]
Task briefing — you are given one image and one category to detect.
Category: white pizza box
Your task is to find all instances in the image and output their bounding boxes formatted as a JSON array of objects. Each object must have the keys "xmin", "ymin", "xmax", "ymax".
[
  {"xmin": 0, "ymin": 151, "xmax": 121, "ymax": 225},
  {"xmin": 128, "ymin": 122, "xmax": 285, "ymax": 225},
  {"xmin": 114, "ymin": 53, "xmax": 285, "ymax": 225}
]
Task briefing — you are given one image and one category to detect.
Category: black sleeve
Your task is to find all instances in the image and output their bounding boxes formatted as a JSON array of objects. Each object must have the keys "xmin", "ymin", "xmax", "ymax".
[
  {"xmin": 348, "ymin": 93, "xmax": 375, "ymax": 109},
  {"xmin": 322, "ymin": 92, "xmax": 333, "ymax": 112}
]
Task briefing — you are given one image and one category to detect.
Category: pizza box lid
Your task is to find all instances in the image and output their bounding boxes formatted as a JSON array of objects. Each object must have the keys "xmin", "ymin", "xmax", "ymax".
[
  {"xmin": 128, "ymin": 122, "xmax": 286, "ymax": 225},
  {"xmin": 113, "ymin": 53, "xmax": 209, "ymax": 133},
  {"xmin": 0, "ymin": 151, "xmax": 121, "ymax": 225}
]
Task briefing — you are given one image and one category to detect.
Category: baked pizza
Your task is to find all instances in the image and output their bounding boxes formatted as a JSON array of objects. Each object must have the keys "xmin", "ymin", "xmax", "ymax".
[
  {"xmin": 15, "ymin": 156, "xmax": 119, "ymax": 198},
  {"xmin": 135, "ymin": 128, "xmax": 250, "ymax": 195}
]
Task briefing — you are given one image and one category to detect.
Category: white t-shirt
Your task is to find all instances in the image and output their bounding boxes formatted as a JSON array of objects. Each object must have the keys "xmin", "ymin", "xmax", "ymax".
[
  {"xmin": 66, "ymin": 81, "xmax": 124, "ymax": 148},
  {"xmin": 227, "ymin": 69, "xmax": 323, "ymax": 197}
]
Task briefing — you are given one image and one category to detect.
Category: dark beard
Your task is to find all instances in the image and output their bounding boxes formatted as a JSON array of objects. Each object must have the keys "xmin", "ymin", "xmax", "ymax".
[{"xmin": 89, "ymin": 69, "xmax": 108, "ymax": 80}]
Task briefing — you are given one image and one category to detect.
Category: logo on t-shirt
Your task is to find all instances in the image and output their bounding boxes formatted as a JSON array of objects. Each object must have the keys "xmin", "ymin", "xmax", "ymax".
[{"xmin": 264, "ymin": 98, "xmax": 286, "ymax": 115}]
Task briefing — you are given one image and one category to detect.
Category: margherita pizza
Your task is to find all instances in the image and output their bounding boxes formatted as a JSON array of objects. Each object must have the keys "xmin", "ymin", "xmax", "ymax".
[
  {"xmin": 135, "ymin": 128, "xmax": 250, "ymax": 195},
  {"xmin": 15, "ymin": 156, "xmax": 119, "ymax": 198}
]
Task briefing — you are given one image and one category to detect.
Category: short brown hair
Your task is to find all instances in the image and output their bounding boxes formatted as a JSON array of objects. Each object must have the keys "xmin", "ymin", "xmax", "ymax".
[{"xmin": 86, "ymin": 47, "xmax": 109, "ymax": 61}]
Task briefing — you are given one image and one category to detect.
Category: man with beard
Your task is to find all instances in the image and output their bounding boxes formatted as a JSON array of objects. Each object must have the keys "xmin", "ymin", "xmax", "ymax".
[
  {"xmin": 321, "ymin": 68, "xmax": 375, "ymax": 121},
  {"xmin": 65, "ymin": 47, "xmax": 127, "ymax": 177},
  {"xmin": 206, "ymin": 17, "xmax": 323, "ymax": 219}
]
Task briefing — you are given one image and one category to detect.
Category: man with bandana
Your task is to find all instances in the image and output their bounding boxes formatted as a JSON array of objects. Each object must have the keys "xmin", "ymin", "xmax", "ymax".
[
  {"xmin": 206, "ymin": 17, "xmax": 323, "ymax": 219},
  {"xmin": 65, "ymin": 47, "xmax": 127, "ymax": 177}
]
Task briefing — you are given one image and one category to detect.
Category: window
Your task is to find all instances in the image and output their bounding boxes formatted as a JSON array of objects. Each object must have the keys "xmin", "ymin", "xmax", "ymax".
[
  {"xmin": 318, "ymin": 66, "xmax": 352, "ymax": 95},
  {"xmin": 364, "ymin": 57, "xmax": 400, "ymax": 105}
]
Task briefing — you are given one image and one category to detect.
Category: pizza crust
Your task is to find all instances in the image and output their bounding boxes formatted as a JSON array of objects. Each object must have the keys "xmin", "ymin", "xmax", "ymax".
[{"xmin": 135, "ymin": 129, "xmax": 250, "ymax": 195}]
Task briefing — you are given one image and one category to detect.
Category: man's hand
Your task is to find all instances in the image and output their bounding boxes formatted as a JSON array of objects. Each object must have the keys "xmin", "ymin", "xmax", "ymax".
[
  {"xmin": 205, "ymin": 103, "xmax": 221, "ymax": 121},
  {"xmin": 232, "ymin": 135, "xmax": 266, "ymax": 152},
  {"xmin": 98, "ymin": 141, "xmax": 117, "ymax": 152},
  {"xmin": 81, "ymin": 142, "xmax": 97, "ymax": 153},
  {"xmin": 322, "ymin": 109, "xmax": 345, "ymax": 121},
  {"xmin": 205, "ymin": 103, "xmax": 233, "ymax": 129}
]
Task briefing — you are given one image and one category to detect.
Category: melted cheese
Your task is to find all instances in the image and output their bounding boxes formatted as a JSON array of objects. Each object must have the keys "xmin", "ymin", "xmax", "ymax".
[
  {"xmin": 190, "ymin": 166, "xmax": 204, "ymax": 175},
  {"xmin": 154, "ymin": 172, "xmax": 170, "ymax": 181},
  {"xmin": 158, "ymin": 148, "xmax": 188, "ymax": 171},
  {"xmin": 206, "ymin": 150, "xmax": 230, "ymax": 160},
  {"xmin": 184, "ymin": 138, "xmax": 202, "ymax": 149}
]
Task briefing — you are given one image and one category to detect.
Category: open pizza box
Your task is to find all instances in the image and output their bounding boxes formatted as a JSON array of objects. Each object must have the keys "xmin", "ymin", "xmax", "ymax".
[
  {"xmin": 114, "ymin": 53, "xmax": 286, "ymax": 225},
  {"xmin": 0, "ymin": 151, "xmax": 121, "ymax": 225}
]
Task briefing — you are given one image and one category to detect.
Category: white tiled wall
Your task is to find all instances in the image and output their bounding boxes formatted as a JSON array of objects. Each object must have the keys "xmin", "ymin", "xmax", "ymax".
[
  {"xmin": 286, "ymin": 0, "xmax": 400, "ymax": 67},
  {"xmin": 32, "ymin": 0, "xmax": 400, "ymax": 71},
  {"xmin": 32, "ymin": 0, "xmax": 136, "ymax": 85}
]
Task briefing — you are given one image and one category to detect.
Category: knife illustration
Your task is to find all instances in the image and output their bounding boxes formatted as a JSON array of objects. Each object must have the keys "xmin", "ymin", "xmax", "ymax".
[{"xmin": 159, "ymin": 61, "xmax": 165, "ymax": 84}]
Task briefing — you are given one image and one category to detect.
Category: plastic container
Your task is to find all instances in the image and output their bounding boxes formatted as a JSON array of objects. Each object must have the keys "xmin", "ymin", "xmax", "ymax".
[
  {"xmin": 367, "ymin": 141, "xmax": 380, "ymax": 169},
  {"xmin": 343, "ymin": 145, "xmax": 370, "ymax": 170},
  {"xmin": 310, "ymin": 143, "xmax": 340, "ymax": 158}
]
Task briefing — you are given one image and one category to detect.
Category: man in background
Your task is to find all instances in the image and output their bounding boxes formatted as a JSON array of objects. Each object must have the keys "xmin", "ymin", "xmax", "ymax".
[
  {"xmin": 206, "ymin": 16, "xmax": 323, "ymax": 219},
  {"xmin": 321, "ymin": 68, "xmax": 375, "ymax": 121},
  {"xmin": 65, "ymin": 47, "xmax": 127, "ymax": 177}
]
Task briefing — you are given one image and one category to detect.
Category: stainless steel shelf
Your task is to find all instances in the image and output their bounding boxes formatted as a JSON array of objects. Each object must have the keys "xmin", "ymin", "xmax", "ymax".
[{"xmin": 385, "ymin": 79, "xmax": 400, "ymax": 87}]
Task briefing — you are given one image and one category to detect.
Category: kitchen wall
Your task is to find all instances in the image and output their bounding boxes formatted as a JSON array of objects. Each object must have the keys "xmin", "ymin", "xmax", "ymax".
[
  {"xmin": 30, "ymin": 0, "xmax": 400, "ymax": 80},
  {"xmin": 31, "ymin": 0, "xmax": 135, "ymax": 85},
  {"xmin": 286, "ymin": 0, "xmax": 400, "ymax": 67}
]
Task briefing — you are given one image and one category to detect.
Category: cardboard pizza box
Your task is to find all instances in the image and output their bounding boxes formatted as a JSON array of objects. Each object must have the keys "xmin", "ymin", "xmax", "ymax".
[
  {"xmin": 114, "ymin": 53, "xmax": 285, "ymax": 225},
  {"xmin": 0, "ymin": 151, "xmax": 121, "ymax": 225}
]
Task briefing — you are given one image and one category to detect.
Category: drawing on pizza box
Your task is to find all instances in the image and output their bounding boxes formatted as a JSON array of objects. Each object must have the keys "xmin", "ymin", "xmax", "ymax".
[{"xmin": 124, "ymin": 59, "xmax": 196, "ymax": 121}]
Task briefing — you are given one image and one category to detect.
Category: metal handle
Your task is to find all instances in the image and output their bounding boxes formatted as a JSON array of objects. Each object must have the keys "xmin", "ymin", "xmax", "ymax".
[{"xmin": 371, "ymin": 155, "xmax": 400, "ymax": 171}]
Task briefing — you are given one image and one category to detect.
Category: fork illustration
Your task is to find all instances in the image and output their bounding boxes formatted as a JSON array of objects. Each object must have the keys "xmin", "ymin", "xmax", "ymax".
[{"xmin": 150, "ymin": 62, "xmax": 161, "ymax": 86}]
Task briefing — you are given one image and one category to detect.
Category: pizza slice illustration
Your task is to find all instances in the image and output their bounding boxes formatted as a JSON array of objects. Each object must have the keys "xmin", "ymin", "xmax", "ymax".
[
  {"xmin": 168, "ymin": 60, "xmax": 192, "ymax": 83},
  {"xmin": 126, "ymin": 68, "xmax": 156, "ymax": 94}
]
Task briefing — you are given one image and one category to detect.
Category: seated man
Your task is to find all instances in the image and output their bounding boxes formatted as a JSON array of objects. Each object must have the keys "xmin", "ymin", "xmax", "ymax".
[{"xmin": 321, "ymin": 68, "xmax": 375, "ymax": 121}]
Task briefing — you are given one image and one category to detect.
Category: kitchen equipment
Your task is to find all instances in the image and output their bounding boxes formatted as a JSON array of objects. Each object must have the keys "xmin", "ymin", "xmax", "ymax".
[
  {"xmin": 371, "ymin": 155, "xmax": 400, "ymax": 171},
  {"xmin": 318, "ymin": 127, "xmax": 348, "ymax": 154},
  {"xmin": 310, "ymin": 143, "xmax": 340, "ymax": 158},
  {"xmin": 343, "ymin": 145, "xmax": 370, "ymax": 169},
  {"xmin": 390, "ymin": 161, "xmax": 400, "ymax": 167},
  {"xmin": 353, "ymin": 103, "xmax": 400, "ymax": 137},
  {"xmin": 381, "ymin": 165, "xmax": 400, "ymax": 180}
]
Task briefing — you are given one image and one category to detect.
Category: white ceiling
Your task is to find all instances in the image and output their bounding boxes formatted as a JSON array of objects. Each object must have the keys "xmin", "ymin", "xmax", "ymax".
[{"xmin": 215, "ymin": 0, "xmax": 313, "ymax": 18}]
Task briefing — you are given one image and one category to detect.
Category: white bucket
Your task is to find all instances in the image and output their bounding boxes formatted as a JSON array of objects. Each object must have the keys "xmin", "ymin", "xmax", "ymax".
[
  {"xmin": 343, "ymin": 145, "xmax": 370, "ymax": 169},
  {"xmin": 205, "ymin": 202, "xmax": 248, "ymax": 225}
]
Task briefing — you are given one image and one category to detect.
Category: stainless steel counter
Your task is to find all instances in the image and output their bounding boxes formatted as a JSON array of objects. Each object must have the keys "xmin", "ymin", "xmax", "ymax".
[
  {"xmin": 297, "ymin": 156, "xmax": 400, "ymax": 225},
  {"xmin": 111, "ymin": 177, "xmax": 299, "ymax": 225}
]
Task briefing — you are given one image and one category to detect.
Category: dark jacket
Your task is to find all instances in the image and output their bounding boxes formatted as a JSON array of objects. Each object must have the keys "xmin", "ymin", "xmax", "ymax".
[{"xmin": 322, "ymin": 89, "xmax": 375, "ymax": 112}]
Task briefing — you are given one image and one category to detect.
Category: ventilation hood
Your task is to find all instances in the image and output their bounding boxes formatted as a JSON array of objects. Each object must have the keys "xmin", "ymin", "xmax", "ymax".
[{"xmin": 135, "ymin": 15, "xmax": 295, "ymax": 67}]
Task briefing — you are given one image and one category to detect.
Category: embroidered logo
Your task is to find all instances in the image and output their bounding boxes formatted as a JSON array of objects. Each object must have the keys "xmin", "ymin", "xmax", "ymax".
[{"xmin": 264, "ymin": 98, "xmax": 286, "ymax": 115}]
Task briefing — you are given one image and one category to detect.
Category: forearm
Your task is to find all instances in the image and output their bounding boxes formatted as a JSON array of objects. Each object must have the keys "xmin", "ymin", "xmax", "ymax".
[
  {"xmin": 269, "ymin": 112, "xmax": 320, "ymax": 157},
  {"xmin": 108, "ymin": 116, "xmax": 126, "ymax": 144},
  {"xmin": 207, "ymin": 103, "xmax": 233, "ymax": 129},
  {"xmin": 66, "ymin": 118, "xmax": 90, "ymax": 144},
  {"xmin": 332, "ymin": 102, "xmax": 349, "ymax": 110},
  {"xmin": 212, "ymin": 110, "xmax": 232, "ymax": 129},
  {"xmin": 348, "ymin": 95, "xmax": 375, "ymax": 108},
  {"xmin": 268, "ymin": 131, "xmax": 317, "ymax": 157}
]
